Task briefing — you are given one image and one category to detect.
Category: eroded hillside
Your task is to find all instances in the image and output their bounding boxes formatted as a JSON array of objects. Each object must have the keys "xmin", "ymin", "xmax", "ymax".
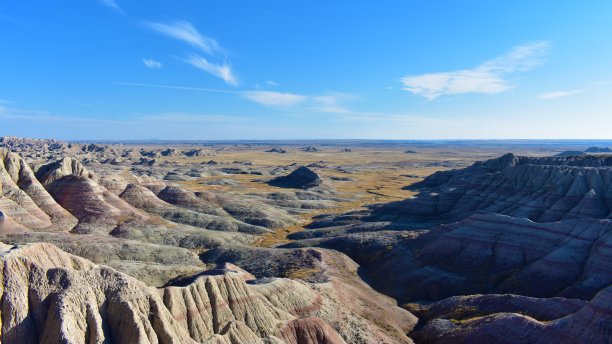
[{"xmin": 0, "ymin": 137, "xmax": 610, "ymax": 343}]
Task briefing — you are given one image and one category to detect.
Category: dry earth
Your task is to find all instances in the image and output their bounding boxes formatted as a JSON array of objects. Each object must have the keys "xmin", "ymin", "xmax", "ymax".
[{"xmin": 0, "ymin": 136, "xmax": 610, "ymax": 343}]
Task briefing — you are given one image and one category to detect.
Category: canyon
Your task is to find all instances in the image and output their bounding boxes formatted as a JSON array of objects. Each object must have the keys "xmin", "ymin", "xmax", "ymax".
[{"xmin": 0, "ymin": 136, "xmax": 610, "ymax": 343}]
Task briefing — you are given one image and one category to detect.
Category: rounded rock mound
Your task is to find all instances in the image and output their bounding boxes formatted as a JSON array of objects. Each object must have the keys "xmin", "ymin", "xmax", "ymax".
[{"xmin": 268, "ymin": 166, "xmax": 324, "ymax": 189}]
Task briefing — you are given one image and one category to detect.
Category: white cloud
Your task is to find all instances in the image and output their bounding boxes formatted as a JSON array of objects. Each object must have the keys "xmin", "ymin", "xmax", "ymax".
[
  {"xmin": 98, "ymin": 0, "xmax": 123, "ymax": 13},
  {"xmin": 144, "ymin": 20, "xmax": 239, "ymax": 86},
  {"xmin": 117, "ymin": 81, "xmax": 358, "ymax": 110},
  {"xmin": 143, "ymin": 58, "xmax": 162, "ymax": 69},
  {"xmin": 242, "ymin": 91, "xmax": 306, "ymax": 107},
  {"xmin": 538, "ymin": 90, "xmax": 582, "ymax": 100},
  {"xmin": 266, "ymin": 80, "xmax": 278, "ymax": 86},
  {"xmin": 401, "ymin": 41, "xmax": 550, "ymax": 99},
  {"xmin": 186, "ymin": 55, "xmax": 237, "ymax": 86},
  {"xmin": 147, "ymin": 20, "xmax": 222, "ymax": 55}
]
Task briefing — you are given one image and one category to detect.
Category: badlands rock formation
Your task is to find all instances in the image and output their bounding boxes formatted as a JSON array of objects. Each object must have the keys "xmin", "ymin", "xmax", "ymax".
[
  {"xmin": 1, "ymin": 139, "xmax": 610, "ymax": 343},
  {"xmin": 287, "ymin": 153, "xmax": 612, "ymax": 342},
  {"xmin": 0, "ymin": 144, "xmax": 422, "ymax": 343},
  {"xmin": 0, "ymin": 149, "xmax": 77, "ymax": 232},
  {"xmin": 0, "ymin": 242, "xmax": 416, "ymax": 344},
  {"xmin": 184, "ymin": 148, "xmax": 216, "ymax": 157},
  {"xmin": 0, "ymin": 149, "xmax": 298, "ymax": 286},
  {"xmin": 411, "ymin": 286, "xmax": 612, "ymax": 344},
  {"xmin": 371, "ymin": 153, "xmax": 612, "ymax": 223},
  {"xmin": 301, "ymin": 212, "xmax": 611, "ymax": 302},
  {"xmin": 35, "ymin": 157, "xmax": 159, "ymax": 234},
  {"xmin": 266, "ymin": 147, "xmax": 287, "ymax": 154},
  {"xmin": 268, "ymin": 166, "xmax": 325, "ymax": 190},
  {"xmin": 302, "ymin": 146, "xmax": 319, "ymax": 152}
]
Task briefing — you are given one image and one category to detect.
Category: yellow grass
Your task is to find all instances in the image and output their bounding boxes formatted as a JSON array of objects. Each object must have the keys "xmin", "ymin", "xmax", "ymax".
[{"xmin": 169, "ymin": 146, "xmax": 506, "ymax": 247}]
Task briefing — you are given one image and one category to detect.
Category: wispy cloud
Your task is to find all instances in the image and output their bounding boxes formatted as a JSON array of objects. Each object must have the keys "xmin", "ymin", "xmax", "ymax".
[
  {"xmin": 185, "ymin": 55, "xmax": 237, "ymax": 86},
  {"xmin": 538, "ymin": 90, "xmax": 582, "ymax": 100},
  {"xmin": 116, "ymin": 81, "xmax": 237, "ymax": 94},
  {"xmin": 0, "ymin": 105, "xmax": 122, "ymax": 125},
  {"xmin": 145, "ymin": 20, "xmax": 236, "ymax": 84},
  {"xmin": 143, "ymin": 58, "xmax": 162, "ymax": 69},
  {"xmin": 117, "ymin": 81, "xmax": 358, "ymax": 110},
  {"xmin": 98, "ymin": 0, "xmax": 124, "ymax": 14},
  {"xmin": 243, "ymin": 91, "xmax": 306, "ymax": 107},
  {"xmin": 312, "ymin": 93, "xmax": 357, "ymax": 113},
  {"xmin": 147, "ymin": 20, "xmax": 222, "ymax": 55},
  {"xmin": 401, "ymin": 41, "xmax": 550, "ymax": 99},
  {"xmin": 1, "ymin": 105, "xmax": 242, "ymax": 126},
  {"xmin": 137, "ymin": 113, "xmax": 240, "ymax": 123}
]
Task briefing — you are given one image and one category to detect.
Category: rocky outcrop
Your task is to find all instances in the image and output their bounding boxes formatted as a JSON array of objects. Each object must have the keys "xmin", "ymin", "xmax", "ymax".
[
  {"xmin": 0, "ymin": 136, "xmax": 66, "ymax": 152},
  {"xmin": 81, "ymin": 143, "xmax": 108, "ymax": 153},
  {"xmin": 372, "ymin": 153, "xmax": 612, "ymax": 223},
  {"xmin": 0, "ymin": 149, "xmax": 77, "ymax": 231},
  {"xmin": 268, "ymin": 166, "xmax": 325, "ymax": 190},
  {"xmin": 184, "ymin": 148, "xmax": 215, "ymax": 157},
  {"xmin": 0, "ymin": 242, "xmax": 415, "ymax": 344},
  {"xmin": 0, "ymin": 211, "xmax": 28, "ymax": 233},
  {"xmin": 36, "ymin": 158, "xmax": 159, "ymax": 234},
  {"xmin": 120, "ymin": 184, "xmax": 270, "ymax": 234},
  {"xmin": 302, "ymin": 146, "xmax": 319, "ymax": 152},
  {"xmin": 279, "ymin": 318, "xmax": 345, "ymax": 344},
  {"xmin": 202, "ymin": 246, "xmax": 418, "ymax": 343},
  {"xmin": 411, "ymin": 286, "xmax": 612, "ymax": 344},
  {"xmin": 413, "ymin": 214, "xmax": 612, "ymax": 300},
  {"xmin": 160, "ymin": 148, "xmax": 181, "ymax": 157},
  {"xmin": 322, "ymin": 213, "xmax": 612, "ymax": 303},
  {"xmin": 283, "ymin": 154, "xmax": 612, "ymax": 342},
  {"xmin": 406, "ymin": 293, "xmax": 587, "ymax": 323},
  {"xmin": 0, "ymin": 151, "xmax": 296, "ymax": 238},
  {"xmin": 36, "ymin": 156, "xmax": 93, "ymax": 185},
  {"xmin": 266, "ymin": 147, "xmax": 287, "ymax": 154}
]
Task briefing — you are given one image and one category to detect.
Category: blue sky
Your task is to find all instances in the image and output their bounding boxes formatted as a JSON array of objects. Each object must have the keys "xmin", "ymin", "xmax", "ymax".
[{"xmin": 1, "ymin": 1, "xmax": 611, "ymax": 140}]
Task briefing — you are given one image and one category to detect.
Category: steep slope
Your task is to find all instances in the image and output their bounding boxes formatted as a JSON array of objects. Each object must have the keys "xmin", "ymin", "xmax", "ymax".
[
  {"xmin": 284, "ymin": 153, "xmax": 612, "ymax": 342},
  {"xmin": 0, "ymin": 211, "xmax": 29, "ymax": 233},
  {"xmin": 411, "ymin": 286, "xmax": 612, "ymax": 344},
  {"xmin": 0, "ymin": 242, "xmax": 415, "ymax": 344},
  {"xmin": 290, "ymin": 154, "xmax": 612, "ymax": 302},
  {"xmin": 372, "ymin": 153, "xmax": 612, "ymax": 224},
  {"xmin": 0, "ymin": 149, "xmax": 77, "ymax": 231},
  {"xmin": 119, "ymin": 184, "xmax": 271, "ymax": 234},
  {"xmin": 36, "ymin": 157, "xmax": 161, "ymax": 234},
  {"xmin": 305, "ymin": 213, "xmax": 611, "ymax": 302}
]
